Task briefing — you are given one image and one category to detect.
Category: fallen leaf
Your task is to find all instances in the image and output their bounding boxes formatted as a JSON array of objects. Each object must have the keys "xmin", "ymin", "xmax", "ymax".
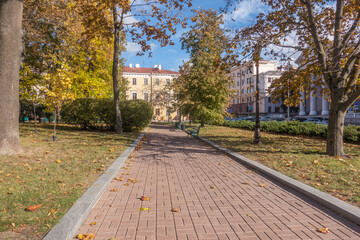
[
  {"xmin": 139, "ymin": 207, "xmax": 150, "ymax": 211},
  {"xmin": 26, "ymin": 204, "xmax": 42, "ymax": 212},
  {"xmin": 258, "ymin": 184, "xmax": 267, "ymax": 187},
  {"xmin": 109, "ymin": 204, "xmax": 114, "ymax": 207},
  {"xmin": 223, "ymin": 175, "xmax": 228, "ymax": 177},
  {"xmin": 246, "ymin": 171, "xmax": 253, "ymax": 174},
  {"xmin": 171, "ymin": 208, "xmax": 180, "ymax": 212},
  {"xmin": 219, "ymin": 163, "xmax": 224, "ymax": 165},
  {"xmin": 110, "ymin": 189, "xmax": 119, "ymax": 192},
  {"xmin": 56, "ymin": 159, "xmax": 61, "ymax": 163},
  {"xmin": 90, "ymin": 222, "xmax": 96, "ymax": 226},
  {"xmin": 141, "ymin": 197, "xmax": 150, "ymax": 201},
  {"xmin": 317, "ymin": 227, "xmax": 330, "ymax": 234},
  {"xmin": 77, "ymin": 234, "xmax": 84, "ymax": 239},
  {"xmin": 246, "ymin": 214, "xmax": 252, "ymax": 217},
  {"xmin": 335, "ymin": 156, "xmax": 345, "ymax": 162},
  {"xmin": 210, "ymin": 186, "xmax": 216, "ymax": 189},
  {"xmin": 122, "ymin": 173, "xmax": 131, "ymax": 175},
  {"xmin": 241, "ymin": 182, "xmax": 249, "ymax": 185},
  {"xmin": 124, "ymin": 183, "xmax": 130, "ymax": 186},
  {"xmin": 114, "ymin": 177, "xmax": 124, "ymax": 181}
]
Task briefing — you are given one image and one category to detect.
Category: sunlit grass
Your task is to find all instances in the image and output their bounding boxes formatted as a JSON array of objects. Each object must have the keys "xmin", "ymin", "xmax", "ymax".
[
  {"xmin": 200, "ymin": 125, "xmax": 360, "ymax": 207},
  {"xmin": 0, "ymin": 123, "xmax": 138, "ymax": 238}
]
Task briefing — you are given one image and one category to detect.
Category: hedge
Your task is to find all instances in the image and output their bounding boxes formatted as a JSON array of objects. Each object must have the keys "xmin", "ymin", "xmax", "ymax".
[
  {"xmin": 61, "ymin": 98, "xmax": 153, "ymax": 132},
  {"xmin": 211, "ymin": 120, "xmax": 360, "ymax": 143}
]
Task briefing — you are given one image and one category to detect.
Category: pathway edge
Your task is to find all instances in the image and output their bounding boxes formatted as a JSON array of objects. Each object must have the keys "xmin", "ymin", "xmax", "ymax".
[
  {"xmin": 43, "ymin": 127, "xmax": 149, "ymax": 240},
  {"xmin": 199, "ymin": 136, "xmax": 360, "ymax": 226}
]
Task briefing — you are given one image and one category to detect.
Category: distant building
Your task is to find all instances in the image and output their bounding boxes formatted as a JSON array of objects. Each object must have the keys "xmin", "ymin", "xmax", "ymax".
[
  {"xmin": 229, "ymin": 60, "xmax": 286, "ymax": 115},
  {"xmin": 123, "ymin": 64, "xmax": 180, "ymax": 121}
]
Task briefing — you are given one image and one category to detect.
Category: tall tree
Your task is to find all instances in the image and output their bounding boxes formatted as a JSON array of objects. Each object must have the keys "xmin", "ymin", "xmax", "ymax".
[
  {"xmin": 77, "ymin": 0, "xmax": 192, "ymax": 133},
  {"xmin": 229, "ymin": 0, "xmax": 360, "ymax": 156},
  {"xmin": 0, "ymin": 0, "xmax": 23, "ymax": 155},
  {"xmin": 175, "ymin": 9, "xmax": 237, "ymax": 126}
]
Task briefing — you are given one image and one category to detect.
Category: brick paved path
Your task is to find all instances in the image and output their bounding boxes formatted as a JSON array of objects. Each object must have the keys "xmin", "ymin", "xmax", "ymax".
[{"xmin": 76, "ymin": 125, "xmax": 360, "ymax": 240}]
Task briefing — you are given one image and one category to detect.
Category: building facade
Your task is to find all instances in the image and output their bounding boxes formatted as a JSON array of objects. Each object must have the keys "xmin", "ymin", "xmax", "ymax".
[
  {"xmin": 123, "ymin": 64, "xmax": 180, "ymax": 121},
  {"xmin": 229, "ymin": 60, "xmax": 285, "ymax": 115}
]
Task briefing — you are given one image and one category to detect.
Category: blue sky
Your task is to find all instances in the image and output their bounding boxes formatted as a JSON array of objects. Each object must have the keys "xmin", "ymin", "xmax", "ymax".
[{"xmin": 123, "ymin": 0, "xmax": 268, "ymax": 72}]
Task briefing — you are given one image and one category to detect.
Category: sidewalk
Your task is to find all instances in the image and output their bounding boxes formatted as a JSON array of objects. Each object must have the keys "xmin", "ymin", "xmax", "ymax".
[{"xmin": 75, "ymin": 125, "xmax": 360, "ymax": 240}]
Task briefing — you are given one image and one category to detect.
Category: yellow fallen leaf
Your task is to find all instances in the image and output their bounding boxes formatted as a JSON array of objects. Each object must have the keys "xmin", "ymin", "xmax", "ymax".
[
  {"xmin": 124, "ymin": 183, "xmax": 130, "ymax": 186},
  {"xmin": 56, "ymin": 159, "xmax": 61, "ymax": 163},
  {"xmin": 210, "ymin": 186, "xmax": 216, "ymax": 189},
  {"xmin": 223, "ymin": 175, "xmax": 228, "ymax": 177},
  {"xmin": 171, "ymin": 208, "xmax": 180, "ymax": 212},
  {"xmin": 110, "ymin": 189, "xmax": 119, "ymax": 192},
  {"xmin": 77, "ymin": 234, "xmax": 84, "ymax": 239},
  {"xmin": 109, "ymin": 204, "xmax": 114, "ymax": 207},
  {"xmin": 259, "ymin": 184, "xmax": 267, "ymax": 187},
  {"xmin": 141, "ymin": 197, "xmax": 150, "ymax": 201},
  {"xmin": 114, "ymin": 177, "xmax": 124, "ymax": 181},
  {"xmin": 90, "ymin": 222, "xmax": 96, "ymax": 226},
  {"xmin": 139, "ymin": 207, "xmax": 150, "ymax": 211},
  {"xmin": 317, "ymin": 227, "xmax": 330, "ymax": 234}
]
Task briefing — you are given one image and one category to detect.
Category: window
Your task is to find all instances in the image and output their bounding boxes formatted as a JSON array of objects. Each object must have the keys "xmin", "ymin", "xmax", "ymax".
[
  {"xmin": 268, "ymin": 97, "xmax": 271, "ymax": 103},
  {"xmin": 268, "ymin": 107, "xmax": 272, "ymax": 113},
  {"xmin": 144, "ymin": 93, "xmax": 149, "ymax": 101},
  {"xmin": 166, "ymin": 108, "xmax": 171, "ymax": 116},
  {"xmin": 247, "ymin": 88, "xmax": 249, "ymax": 93},
  {"xmin": 249, "ymin": 96, "xmax": 252, "ymax": 102},
  {"xmin": 156, "ymin": 109, "xmax": 160, "ymax": 115},
  {"xmin": 237, "ymin": 81, "xmax": 240, "ymax": 86},
  {"xmin": 233, "ymin": 99, "xmax": 235, "ymax": 104},
  {"xmin": 242, "ymin": 80, "xmax": 245, "ymax": 85},
  {"xmin": 165, "ymin": 92, "xmax": 170, "ymax": 101},
  {"xmin": 237, "ymin": 98, "xmax": 240, "ymax": 104},
  {"xmin": 132, "ymin": 92, "xmax": 137, "ymax": 100},
  {"xmin": 155, "ymin": 79, "xmax": 160, "ymax": 86},
  {"xmin": 144, "ymin": 78, "xmax": 148, "ymax": 85},
  {"xmin": 247, "ymin": 78, "xmax": 249, "ymax": 84},
  {"xmin": 166, "ymin": 79, "xmax": 170, "ymax": 86},
  {"xmin": 132, "ymin": 78, "xmax": 136, "ymax": 85},
  {"xmin": 268, "ymin": 78, "xmax": 272, "ymax": 83},
  {"xmin": 237, "ymin": 72, "xmax": 240, "ymax": 77},
  {"xmin": 241, "ymin": 89, "xmax": 244, "ymax": 94}
]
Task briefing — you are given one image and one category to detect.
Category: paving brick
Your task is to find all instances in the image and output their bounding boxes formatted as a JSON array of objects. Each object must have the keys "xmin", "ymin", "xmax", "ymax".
[{"xmin": 75, "ymin": 125, "xmax": 360, "ymax": 240}]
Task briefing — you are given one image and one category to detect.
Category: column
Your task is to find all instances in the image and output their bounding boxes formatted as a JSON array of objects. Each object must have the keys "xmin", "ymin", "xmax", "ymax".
[
  {"xmin": 309, "ymin": 91, "xmax": 317, "ymax": 115},
  {"xmin": 321, "ymin": 96, "xmax": 329, "ymax": 115},
  {"xmin": 299, "ymin": 91, "xmax": 306, "ymax": 116}
]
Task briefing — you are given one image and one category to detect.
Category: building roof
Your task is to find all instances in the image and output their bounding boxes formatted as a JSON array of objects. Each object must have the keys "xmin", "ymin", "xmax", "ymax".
[{"xmin": 123, "ymin": 67, "xmax": 179, "ymax": 75}]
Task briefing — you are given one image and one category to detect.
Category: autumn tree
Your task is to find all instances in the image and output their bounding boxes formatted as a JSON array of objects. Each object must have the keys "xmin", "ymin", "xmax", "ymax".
[
  {"xmin": 0, "ymin": 0, "xmax": 23, "ymax": 155},
  {"xmin": 228, "ymin": 0, "xmax": 360, "ymax": 156},
  {"xmin": 77, "ymin": 0, "xmax": 192, "ymax": 133},
  {"xmin": 175, "ymin": 9, "xmax": 237, "ymax": 126}
]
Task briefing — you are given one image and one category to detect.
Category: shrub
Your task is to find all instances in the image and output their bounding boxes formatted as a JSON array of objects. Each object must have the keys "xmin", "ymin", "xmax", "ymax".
[
  {"xmin": 121, "ymin": 100, "xmax": 153, "ymax": 132},
  {"xmin": 214, "ymin": 119, "xmax": 359, "ymax": 143},
  {"xmin": 61, "ymin": 99, "xmax": 153, "ymax": 132}
]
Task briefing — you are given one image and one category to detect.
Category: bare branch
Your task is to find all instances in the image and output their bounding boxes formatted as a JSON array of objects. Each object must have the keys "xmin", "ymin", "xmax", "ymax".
[
  {"xmin": 341, "ymin": 87, "xmax": 360, "ymax": 112},
  {"xmin": 341, "ymin": 41, "xmax": 360, "ymax": 80},
  {"xmin": 333, "ymin": 0, "xmax": 345, "ymax": 66},
  {"xmin": 300, "ymin": 0, "xmax": 330, "ymax": 80}
]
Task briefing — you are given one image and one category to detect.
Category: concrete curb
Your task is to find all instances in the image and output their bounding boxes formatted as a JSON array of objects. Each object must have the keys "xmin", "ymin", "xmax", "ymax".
[
  {"xmin": 43, "ymin": 128, "xmax": 149, "ymax": 240},
  {"xmin": 199, "ymin": 136, "xmax": 360, "ymax": 226}
]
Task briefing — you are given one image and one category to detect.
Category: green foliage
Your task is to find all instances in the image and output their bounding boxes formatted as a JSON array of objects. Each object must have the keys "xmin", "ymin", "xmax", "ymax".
[
  {"xmin": 121, "ymin": 100, "xmax": 154, "ymax": 132},
  {"xmin": 61, "ymin": 99, "xmax": 153, "ymax": 132},
  {"xmin": 216, "ymin": 120, "xmax": 360, "ymax": 143},
  {"xmin": 174, "ymin": 9, "xmax": 237, "ymax": 125}
]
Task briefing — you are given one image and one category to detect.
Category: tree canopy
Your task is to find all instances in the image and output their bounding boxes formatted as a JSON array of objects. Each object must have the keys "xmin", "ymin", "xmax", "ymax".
[{"xmin": 174, "ymin": 9, "xmax": 237, "ymax": 125}]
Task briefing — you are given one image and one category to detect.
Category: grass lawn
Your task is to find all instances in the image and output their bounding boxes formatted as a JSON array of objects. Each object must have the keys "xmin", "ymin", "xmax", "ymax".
[
  {"xmin": 0, "ymin": 123, "xmax": 138, "ymax": 239},
  {"xmin": 199, "ymin": 125, "xmax": 360, "ymax": 208}
]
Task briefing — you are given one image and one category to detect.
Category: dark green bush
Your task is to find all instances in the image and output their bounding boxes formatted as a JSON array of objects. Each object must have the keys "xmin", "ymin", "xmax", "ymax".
[
  {"xmin": 216, "ymin": 119, "xmax": 359, "ymax": 143},
  {"xmin": 121, "ymin": 100, "xmax": 154, "ymax": 132},
  {"xmin": 61, "ymin": 98, "xmax": 153, "ymax": 132}
]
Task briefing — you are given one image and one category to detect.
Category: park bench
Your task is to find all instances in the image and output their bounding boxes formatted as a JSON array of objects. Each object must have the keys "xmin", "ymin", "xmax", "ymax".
[{"xmin": 186, "ymin": 125, "xmax": 201, "ymax": 139}]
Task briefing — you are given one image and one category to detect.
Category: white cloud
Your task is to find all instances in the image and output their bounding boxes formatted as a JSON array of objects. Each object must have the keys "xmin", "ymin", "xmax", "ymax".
[
  {"xmin": 126, "ymin": 42, "xmax": 157, "ymax": 56},
  {"xmin": 123, "ymin": 13, "xmax": 139, "ymax": 25},
  {"xmin": 224, "ymin": 0, "xmax": 266, "ymax": 23}
]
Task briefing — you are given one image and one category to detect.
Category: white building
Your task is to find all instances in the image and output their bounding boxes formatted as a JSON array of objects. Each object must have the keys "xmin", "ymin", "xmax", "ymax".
[{"xmin": 229, "ymin": 60, "xmax": 285, "ymax": 115}]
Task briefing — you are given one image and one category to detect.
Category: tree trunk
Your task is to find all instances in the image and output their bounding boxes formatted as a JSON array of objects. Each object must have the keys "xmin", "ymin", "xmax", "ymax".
[
  {"xmin": 326, "ymin": 102, "xmax": 345, "ymax": 156},
  {"xmin": 33, "ymin": 103, "xmax": 37, "ymax": 133},
  {"xmin": 0, "ymin": 0, "xmax": 23, "ymax": 155},
  {"xmin": 253, "ymin": 47, "xmax": 262, "ymax": 144},
  {"xmin": 112, "ymin": 3, "xmax": 123, "ymax": 134}
]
